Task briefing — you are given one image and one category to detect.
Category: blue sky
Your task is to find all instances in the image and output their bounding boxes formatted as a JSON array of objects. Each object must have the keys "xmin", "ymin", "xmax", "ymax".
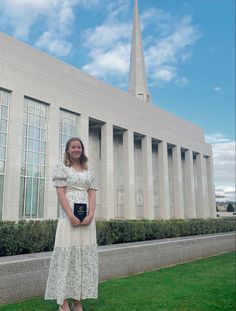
[{"xmin": 0, "ymin": 0, "xmax": 235, "ymax": 201}]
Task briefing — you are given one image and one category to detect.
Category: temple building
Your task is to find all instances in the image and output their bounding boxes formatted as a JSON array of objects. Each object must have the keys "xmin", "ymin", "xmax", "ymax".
[{"xmin": 0, "ymin": 0, "xmax": 215, "ymax": 221}]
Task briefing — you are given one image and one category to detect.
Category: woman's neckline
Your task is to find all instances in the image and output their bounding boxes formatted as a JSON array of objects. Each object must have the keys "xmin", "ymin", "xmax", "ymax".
[{"xmin": 71, "ymin": 166, "xmax": 86, "ymax": 173}]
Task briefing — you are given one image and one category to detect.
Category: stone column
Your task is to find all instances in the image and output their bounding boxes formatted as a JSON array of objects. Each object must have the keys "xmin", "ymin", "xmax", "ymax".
[
  {"xmin": 3, "ymin": 91, "xmax": 24, "ymax": 220},
  {"xmin": 206, "ymin": 155, "xmax": 216, "ymax": 218},
  {"xmin": 101, "ymin": 122, "xmax": 114, "ymax": 220},
  {"xmin": 157, "ymin": 141, "xmax": 170, "ymax": 219},
  {"xmin": 123, "ymin": 130, "xmax": 136, "ymax": 219},
  {"xmin": 184, "ymin": 149, "xmax": 196, "ymax": 218},
  {"xmin": 172, "ymin": 145, "xmax": 184, "ymax": 219},
  {"xmin": 78, "ymin": 113, "xmax": 89, "ymax": 157},
  {"xmin": 195, "ymin": 153, "xmax": 208, "ymax": 218},
  {"xmin": 142, "ymin": 135, "xmax": 154, "ymax": 219},
  {"xmin": 45, "ymin": 102, "xmax": 60, "ymax": 219}
]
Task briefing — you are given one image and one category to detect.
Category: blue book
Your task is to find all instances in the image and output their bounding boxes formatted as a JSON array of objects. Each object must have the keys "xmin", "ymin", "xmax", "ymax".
[{"xmin": 74, "ymin": 203, "xmax": 87, "ymax": 222}]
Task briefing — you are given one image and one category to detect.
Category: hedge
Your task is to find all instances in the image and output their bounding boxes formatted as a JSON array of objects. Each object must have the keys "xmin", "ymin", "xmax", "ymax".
[
  {"xmin": 0, "ymin": 218, "xmax": 235, "ymax": 256},
  {"xmin": 96, "ymin": 218, "xmax": 236, "ymax": 245},
  {"xmin": 0, "ymin": 220, "xmax": 57, "ymax": 256}
]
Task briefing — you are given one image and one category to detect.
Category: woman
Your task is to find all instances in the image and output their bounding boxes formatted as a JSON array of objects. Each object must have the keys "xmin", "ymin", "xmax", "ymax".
[{"xmin": 45, "ymin": 137, "xmax": 98, "ymax": 311}]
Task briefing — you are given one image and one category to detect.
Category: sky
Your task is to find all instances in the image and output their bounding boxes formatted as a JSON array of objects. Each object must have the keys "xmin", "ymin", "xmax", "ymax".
[{"xmin": 0, "ymin": 0, "xmax": 235, "ymax": 201}]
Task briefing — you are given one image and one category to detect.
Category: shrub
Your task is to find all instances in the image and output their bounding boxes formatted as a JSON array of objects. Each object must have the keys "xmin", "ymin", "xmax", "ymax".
[
  {"xmin": 0, "ymin": 218, "xmax": 235, "ymax": 256},
  {"xmin": 0, "ymin": 220, "xmax": 57, "ymax": 256},
  {"xmin": 227, "ymin": 203, "xmax": 234, "ymax": 212},
  {"xmin": 96, "ymin": 218, "xmax": 235, "ymax": 245}
]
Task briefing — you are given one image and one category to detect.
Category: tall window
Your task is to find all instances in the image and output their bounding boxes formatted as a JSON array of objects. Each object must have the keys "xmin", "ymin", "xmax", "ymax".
[
  {"xmin": 0, "ymin": 89, "xmax": 10, "ymax": 219},
  {"xmin": 19, "ymin": 97, "xmax": 48, "ymax": 218},
  {"xmin": 59, "ymin": 109, "xmax": 79, "ymax": 160}
]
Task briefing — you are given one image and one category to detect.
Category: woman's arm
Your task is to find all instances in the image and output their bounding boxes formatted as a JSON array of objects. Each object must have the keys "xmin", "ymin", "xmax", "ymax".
[
  {"xmin": 56, "ymin": 187, "xmax": 81, "ymax": 227},
  {"xmin": 82, "ymin": 189, "xmax": 96, "ymax": 225}
]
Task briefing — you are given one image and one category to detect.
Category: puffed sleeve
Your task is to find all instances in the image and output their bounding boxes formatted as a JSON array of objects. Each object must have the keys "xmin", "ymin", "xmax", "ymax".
[
  {"xmin": 52, "ymin": 163, "xmax": 68, "ymax": 187},
  {"xmin": 88, "ymin": 170, "xmax": 98, "ymax": 191}
]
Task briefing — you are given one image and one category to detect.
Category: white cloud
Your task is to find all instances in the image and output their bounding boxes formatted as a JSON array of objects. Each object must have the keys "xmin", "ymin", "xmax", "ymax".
[
  {"xmin": 206, "ymin": 133, "xmax": 236, "ymax": 201},
  {"xmin": 81, "ymin": 3, "xmax": 131, "ymax": 84},
  {"xmin": 205, "ymin": 133, "xmax": 230, "ymax": 144},
  {"xmin": 83, "ymin": 21, "xmax": 130, "ymax": 51},
  {"xmin": 175, "ymin": 77, "xmax": 189, "ymax": 87},
  {"xmin": 0, "ymin": 0, "xmax": 79, "ymax": 56},
  {"xmin": 141, "ymin": 8, "xmax": 172, "ymax": 36},
  {"xmin": 213, "ymin": 86, "xmax": 224, "ymax": 93},
  {"xmin": 149, "ymin": 66, "xmax": 176, "ymax": 83},
  {"xmin": 215, "ymin": 186, "xmax": 235, "ymax": 202},
  {"xmin": 36, "ymin": 31, "xmax": 72, "ymax": 56},
  {"xmin": 83, "ymin": 43, "xmax": 130, "ymax": 78},
  {"xmin": 0, "ymin": 0, "xmax": 50, "ymax": 39},
  {"xmin": 145, "ymin": 15, "xmax": 201, "ymax": 86},
  {"xmin": 106, "ymin": 0, "xmax": 129, "ymax": 15},
  {"xmin": 82, "ymin": 5, "xmax": 200, "ymax": 88},
  {"xmin": 78, "ymin": 0, "xmax": 100, "ymax": 9}
]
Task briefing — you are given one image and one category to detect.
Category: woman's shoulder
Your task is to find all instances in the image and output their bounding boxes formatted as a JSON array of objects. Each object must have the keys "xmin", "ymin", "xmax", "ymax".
[
  {"xmin": 55, "ymin": 162, "xmax": 70, "ymax": 169},
  {"xmin": 53, "ymin": 162, "xmax": 70, "ymax": 175},
  {"xmin": 52, "ymin": 162, "xmax": 69, "ymax": 185}
]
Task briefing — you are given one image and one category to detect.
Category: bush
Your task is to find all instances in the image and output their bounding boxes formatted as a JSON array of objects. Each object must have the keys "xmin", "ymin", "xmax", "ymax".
[
  {"xmin": 0, "ymin": 218, "xmax": 235, "ymax": 256},
  {"xmin": 0, "ymin": 220, "xmax": 57, "ymax": 256},
  {"xmin": 227, "ymin": 203, "xmax": 234, "ymax": 212},
  {"xmin": 96, "ymin": 218, "xmax": 236, "ymax": 245}
]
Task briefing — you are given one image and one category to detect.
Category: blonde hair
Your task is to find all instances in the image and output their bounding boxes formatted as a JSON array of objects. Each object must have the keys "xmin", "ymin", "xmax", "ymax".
[{"xmin": 63, "ymin": 137, "xmax": 88, "ymax": 170}]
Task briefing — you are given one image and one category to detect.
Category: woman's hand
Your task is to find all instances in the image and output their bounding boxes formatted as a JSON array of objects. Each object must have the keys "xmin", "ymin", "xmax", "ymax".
[
  {"xmin": 82, "ymin": 214, "xmax": 93, "ymax": 226},
  {"xmin": 69, "ymin": 215, "xmax": 82, "ymax": 227}
]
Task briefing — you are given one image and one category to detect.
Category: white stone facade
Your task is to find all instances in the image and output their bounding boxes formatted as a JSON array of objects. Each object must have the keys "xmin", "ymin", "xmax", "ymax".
[{"xmin": 0, "ymin": 29, "xmax": 215, "ymax": 221}]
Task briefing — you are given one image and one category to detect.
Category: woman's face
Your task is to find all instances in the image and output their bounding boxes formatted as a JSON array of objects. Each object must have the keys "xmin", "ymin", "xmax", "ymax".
[{"xmin": 68, "ymin": 140, "xmax": 83, "ymax": 161}]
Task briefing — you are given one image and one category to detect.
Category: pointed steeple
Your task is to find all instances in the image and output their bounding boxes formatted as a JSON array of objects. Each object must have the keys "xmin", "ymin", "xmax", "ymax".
[{"xmin": 128, "ymin": 0, "xmax": 151, "ymax": 103}]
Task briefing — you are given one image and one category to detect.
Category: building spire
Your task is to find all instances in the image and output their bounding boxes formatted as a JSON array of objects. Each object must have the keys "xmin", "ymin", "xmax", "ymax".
[{"xmin": 128, "ymin": 0, "xmax": 151, "ymax": 103}]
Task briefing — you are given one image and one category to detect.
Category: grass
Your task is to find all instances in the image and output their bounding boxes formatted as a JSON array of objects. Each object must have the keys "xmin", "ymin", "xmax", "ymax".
[{"xmin": 0, "ymin": 252, "xmax": 235, "ymax": 311}]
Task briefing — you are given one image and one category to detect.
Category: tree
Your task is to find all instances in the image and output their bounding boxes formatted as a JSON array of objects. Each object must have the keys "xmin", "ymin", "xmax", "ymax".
[{"xmin": 227, "ymin": 203, "xmax": 234, "ymax": 212}]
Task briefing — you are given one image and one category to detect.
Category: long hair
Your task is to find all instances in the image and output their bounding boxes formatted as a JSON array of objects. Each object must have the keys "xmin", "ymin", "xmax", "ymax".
[{"xmin": 63, "ymin": 137, "xmax": 88, "ymax": 170}]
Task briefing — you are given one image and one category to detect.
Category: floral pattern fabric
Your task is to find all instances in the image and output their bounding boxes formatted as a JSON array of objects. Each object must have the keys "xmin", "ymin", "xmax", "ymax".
[{"xmin": 45, "ymin": 163, "xmax": 98, "ymax": 305}]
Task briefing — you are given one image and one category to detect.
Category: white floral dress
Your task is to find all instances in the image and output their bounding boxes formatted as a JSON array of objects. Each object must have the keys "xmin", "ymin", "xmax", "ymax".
[{"xmin": 45, "ymin": 163, "xmax": 98, "ymax": 305}]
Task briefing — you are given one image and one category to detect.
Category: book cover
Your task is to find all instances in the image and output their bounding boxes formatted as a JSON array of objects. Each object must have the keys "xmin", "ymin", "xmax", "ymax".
[{"xmin": 74, "ymin": 203, "xmax": 87, "ymax": 222}]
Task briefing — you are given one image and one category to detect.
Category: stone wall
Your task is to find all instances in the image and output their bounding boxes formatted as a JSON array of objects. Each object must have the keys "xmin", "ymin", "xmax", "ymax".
[{"xmin": 0, "ymin": 233, "xmax": 235, "ymax": 305}]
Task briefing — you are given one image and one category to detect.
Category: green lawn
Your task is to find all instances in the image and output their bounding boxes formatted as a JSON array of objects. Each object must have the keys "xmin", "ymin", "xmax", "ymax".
[{"xmin": 0, "ymin": 252, "xmax": 235, "ymax": 311}]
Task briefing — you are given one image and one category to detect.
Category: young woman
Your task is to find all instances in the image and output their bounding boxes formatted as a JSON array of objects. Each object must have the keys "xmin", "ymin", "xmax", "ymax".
[{"xmin": 45, "ymin": 137, "xmax": 98, "ymax": 311}]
